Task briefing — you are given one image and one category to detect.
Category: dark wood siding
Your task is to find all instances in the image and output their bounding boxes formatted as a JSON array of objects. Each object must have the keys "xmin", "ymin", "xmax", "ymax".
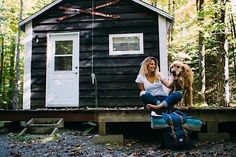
[{"xmin": 31, "ymin": 0, "xmax": 160, "ymax": 108}]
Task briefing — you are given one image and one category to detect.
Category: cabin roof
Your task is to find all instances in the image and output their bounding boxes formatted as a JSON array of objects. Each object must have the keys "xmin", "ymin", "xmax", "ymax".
[{"xmin": 19, "ymin": 0, "xmax": 173, "ymax": 29}]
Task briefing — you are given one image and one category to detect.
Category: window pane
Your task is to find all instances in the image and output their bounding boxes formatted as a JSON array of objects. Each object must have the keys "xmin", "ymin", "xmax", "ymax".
[
  {"xmin": 55, "ymin": 56, "xmax": 72, "ymax": 71},
  {"xmin": 113, "ymin": 36, "xmax": 140, "ymax": 51},
  {"xmin": 55, "ymin": 40, "xmax": 73, "ymax": 55}
]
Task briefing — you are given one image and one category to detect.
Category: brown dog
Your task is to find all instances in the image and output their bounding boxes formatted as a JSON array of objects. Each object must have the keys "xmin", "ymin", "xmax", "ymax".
[{"xmin": 169, "ymin": 61, "xmax": 193, "ymax": 107}]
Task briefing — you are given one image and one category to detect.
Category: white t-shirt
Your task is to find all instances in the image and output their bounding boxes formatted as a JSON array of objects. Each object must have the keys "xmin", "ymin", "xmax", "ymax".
[{"xmin": 135, "ymin": 74, "xmax": 168, "ymax": 96}]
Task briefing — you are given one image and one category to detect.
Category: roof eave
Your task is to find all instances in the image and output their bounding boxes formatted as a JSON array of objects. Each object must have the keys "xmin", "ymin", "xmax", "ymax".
[
  {"xmin": 19, "ymin": 0, "xmax": 173, "ymax": 31},
  {"xmin": 132, "ymin": 0, "xmax": 173, "ymax": 21},
  {"xmin": 19, "ymin": 0, "xmax": 63, "ymax": 30}
]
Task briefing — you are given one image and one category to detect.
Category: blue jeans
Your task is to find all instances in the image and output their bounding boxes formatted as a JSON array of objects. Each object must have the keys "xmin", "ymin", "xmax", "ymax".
[{"xmin": 140, "ymin": 91, "xmax": 182, "ymax": 108}]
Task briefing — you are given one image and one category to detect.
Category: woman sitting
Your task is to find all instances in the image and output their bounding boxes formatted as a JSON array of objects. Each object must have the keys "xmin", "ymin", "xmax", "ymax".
[{"xmin": 135, "ymin": 56, "xmax": 182, "ymax": 110}]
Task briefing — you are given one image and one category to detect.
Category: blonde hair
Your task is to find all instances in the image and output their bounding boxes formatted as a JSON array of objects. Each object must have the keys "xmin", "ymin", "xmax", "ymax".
[{"xmin": 139, "ymin": 56, "xmax": 161, "ymax": 81}]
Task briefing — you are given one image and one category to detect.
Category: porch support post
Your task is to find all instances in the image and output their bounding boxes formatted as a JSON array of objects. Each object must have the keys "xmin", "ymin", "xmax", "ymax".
[
  {"xmin": 98, "ymin": 122, "xmax": 106, "ymax": 136},
  {"xmin": 199, "ymin": 121, "xmax": 230, "ymax": 141},
  {"xmin": 93, "ymin": 113, "xmax": 123, "ymax": 144}
]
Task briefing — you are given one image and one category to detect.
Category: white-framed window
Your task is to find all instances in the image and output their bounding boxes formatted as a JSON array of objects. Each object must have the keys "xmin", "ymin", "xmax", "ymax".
[{"xmin": 109, "ymin": 33, "xmax": 144, "ymax": 55}]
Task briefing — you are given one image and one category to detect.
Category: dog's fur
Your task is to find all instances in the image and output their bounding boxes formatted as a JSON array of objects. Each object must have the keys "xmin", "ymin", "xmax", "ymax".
[{"xmin": 169, "ymin": 61, "xmax": 193, "ymax": 107}]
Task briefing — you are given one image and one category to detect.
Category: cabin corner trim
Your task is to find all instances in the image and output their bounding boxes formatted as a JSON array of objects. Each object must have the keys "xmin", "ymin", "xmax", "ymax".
[
  {"xmin": 158, "ymin": 15, "xmax": 168, "ymax": 78},
  {"xmin": 23, "ymin": 22, "xmax": 33, "ymax": 110}
]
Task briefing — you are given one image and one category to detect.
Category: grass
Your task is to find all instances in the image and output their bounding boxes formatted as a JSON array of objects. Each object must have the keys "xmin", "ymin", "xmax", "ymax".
[{"xmin": 8, "ymin": 132, "xmax": 61, "ymax": 143}]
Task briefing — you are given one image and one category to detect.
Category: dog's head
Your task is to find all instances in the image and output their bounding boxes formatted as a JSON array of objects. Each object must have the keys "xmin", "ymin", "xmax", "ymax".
[{"xmin": 169, "ymin": 61, "xmax": 185, "ymax": 79}]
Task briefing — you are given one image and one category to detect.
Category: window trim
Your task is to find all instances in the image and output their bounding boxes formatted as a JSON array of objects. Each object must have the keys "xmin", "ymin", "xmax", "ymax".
[{"xmin": 109, "ymin": 33, "xmax": 144, "ymax": 55}]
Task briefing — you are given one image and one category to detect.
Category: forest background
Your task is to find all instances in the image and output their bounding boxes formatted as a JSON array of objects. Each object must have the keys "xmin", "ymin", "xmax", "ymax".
[{"xmin": 0, "ymin": 0, "xmax": 235, "ymax": 109}]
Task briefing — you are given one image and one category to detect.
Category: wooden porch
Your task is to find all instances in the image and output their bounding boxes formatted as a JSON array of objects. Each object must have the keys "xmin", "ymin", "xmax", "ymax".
[{"xmin": 0, "ymin": 108, "xmax": 235, "ymax": 141}]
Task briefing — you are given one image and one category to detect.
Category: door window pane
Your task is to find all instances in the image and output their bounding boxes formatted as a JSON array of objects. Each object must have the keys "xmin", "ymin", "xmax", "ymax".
[
  {"xmin": 55, "ymin": 40, "xmax": 73, "ymax": 55},
  {"xmin": 55, "ymin": 56, "xmax": 72, "ymax": 71}
]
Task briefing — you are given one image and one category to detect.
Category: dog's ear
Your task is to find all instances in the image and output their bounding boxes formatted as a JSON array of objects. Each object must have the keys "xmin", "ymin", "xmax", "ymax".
[
  {"xmin": 183, "ymin": 64, "xmax": 190, "ymax": 73},
  {"xmin": 182, "ymin": 64, "xmax": 190, "ymax": 77}
]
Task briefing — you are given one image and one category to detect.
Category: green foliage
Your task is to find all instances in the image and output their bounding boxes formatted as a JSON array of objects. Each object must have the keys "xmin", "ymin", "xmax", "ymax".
[
  {"xmin": 8, "ymin": 133, "xmax": 34, "ymax": 142},
  {"xmin": 8, "ymin": 132, "xmax": 61, "ymax": 142},
  {"xmin": 82, "ymin": 122, "xmax": 97, "ymax": 135},
  {"xmin": 0, "ymin": 0, "xmax": 52, "ymax": 109},
  {"xmin": 166, "ymin": 0, "xmax": 235, "ymax": 106}
]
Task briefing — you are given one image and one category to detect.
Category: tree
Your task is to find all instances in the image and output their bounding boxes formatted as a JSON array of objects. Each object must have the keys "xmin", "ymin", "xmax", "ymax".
[
  {"xmin": 223, "ymin": 0, "xmax": 230, "ymax": 107},
  {"xmin": 146, "ymin": 0, "xmax": 236, "ymax": 107},
  {"xmin": 0, "ymin": 0, "xmax": 4, "ymax": 106},
  {"xmin": 197, "ymin": 0, "xmax": 207, "ymax": 106},
  {"xmin": 12, "ymin": 0, "xmax": 23, "ymax": 110},
  {"xmin": 0, "ymin": 0, "xmax": 53, "ymax": 109}
]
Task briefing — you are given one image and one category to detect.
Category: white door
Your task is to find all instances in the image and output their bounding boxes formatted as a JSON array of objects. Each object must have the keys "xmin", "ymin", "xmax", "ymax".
[{"xmin": 46, "ymin": 32, "xmax": 79, "ymax": 107}]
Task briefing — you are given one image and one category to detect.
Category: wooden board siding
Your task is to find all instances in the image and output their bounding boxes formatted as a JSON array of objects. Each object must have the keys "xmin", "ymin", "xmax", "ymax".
[{"xmin": 30, "ymin": 0, "xmax": 160, "ymax": 108}]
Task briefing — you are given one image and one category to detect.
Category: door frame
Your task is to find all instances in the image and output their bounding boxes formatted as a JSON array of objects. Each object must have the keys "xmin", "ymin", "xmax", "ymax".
[{"xmin": 46, "ymin": 32, "xmax": 80, "ymax": 107}]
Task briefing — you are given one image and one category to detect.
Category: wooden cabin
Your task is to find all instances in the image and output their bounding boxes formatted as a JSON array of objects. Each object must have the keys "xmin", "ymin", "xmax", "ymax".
[{"xmin": 19, "ymin": 0, "xmax": 173, "ymax": 109}]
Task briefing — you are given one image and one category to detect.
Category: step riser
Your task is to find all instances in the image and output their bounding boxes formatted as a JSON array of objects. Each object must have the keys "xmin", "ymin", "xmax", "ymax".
[{"xmin": 19, "ymin": 118, "xmax": 64, "ymax": 136}]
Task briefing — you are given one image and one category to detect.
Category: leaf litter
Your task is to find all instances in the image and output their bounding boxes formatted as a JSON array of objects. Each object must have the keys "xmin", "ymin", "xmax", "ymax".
[{"xmin": 0, "ymin": 129, "xmax": 236, "ymax": 157}]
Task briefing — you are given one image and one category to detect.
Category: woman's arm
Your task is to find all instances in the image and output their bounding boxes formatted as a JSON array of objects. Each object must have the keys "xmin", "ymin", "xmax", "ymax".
[
  {"xmin": 161, "ymin": 76, "xmax": 174, "ymax": 89},
  {"xmin": 136, "ymin": 83, "xmax": 145, "ymax": 91}
]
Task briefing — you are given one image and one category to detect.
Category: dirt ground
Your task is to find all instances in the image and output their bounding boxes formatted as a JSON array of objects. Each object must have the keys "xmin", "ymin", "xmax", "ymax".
[{"xmin": 0, "ymin": 128, "xmax": 236, "ymax": 157}]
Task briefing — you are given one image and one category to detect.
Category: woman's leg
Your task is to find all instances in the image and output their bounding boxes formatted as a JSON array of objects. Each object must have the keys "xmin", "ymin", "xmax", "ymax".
[
  {"xmin": 146, "ymin": 91, "xmax": 182, "ymax": 110},
  {"xmin": 146, "ymin": 95, "xmax": 167, "ymax": 110},
  {"xmin": 146, "ymin": 103, "xmax": 165, "ymax": 110},
  {"xmin": 162, "ymin": 91, "xmax": 182, "ymax": 108},
  {"xmin": 140, "ymin": 91, "xmax": 160, "ymax": 109}
]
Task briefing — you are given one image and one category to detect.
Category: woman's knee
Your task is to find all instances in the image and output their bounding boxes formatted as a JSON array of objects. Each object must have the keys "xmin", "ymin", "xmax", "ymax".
[
  {"xmin": 140, "ymin": 91, "xmax": 158, "ymax": 105},
  {"xmin": 140, "ymin": 91, "xmax": 153, "ymax": 99},
  {"xmin": 165, "ymin": 91, "xmax": 182, "ymax": 106},
  {"xmin": 139, "ymin": 91, "xmax": 147, "ymax": 97},
  {"xmin": 173, "ymin": 91, "xmax": 182, "ymax": 101},
  {"xmin": 169, "ymin": 91, "xmax": 182, "ymax": 99}
]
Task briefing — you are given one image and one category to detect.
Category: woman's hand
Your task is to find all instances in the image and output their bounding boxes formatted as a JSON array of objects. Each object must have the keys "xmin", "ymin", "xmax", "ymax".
[{"xmin": 161, "ymin": 76, "xmax": 174, "ymax": 89}]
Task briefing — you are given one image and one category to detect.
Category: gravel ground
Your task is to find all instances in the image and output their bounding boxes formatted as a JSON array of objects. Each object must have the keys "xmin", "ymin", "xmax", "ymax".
[{"xmin": 0, "ymin": 129, "xmax": 236, "ymax": 157}]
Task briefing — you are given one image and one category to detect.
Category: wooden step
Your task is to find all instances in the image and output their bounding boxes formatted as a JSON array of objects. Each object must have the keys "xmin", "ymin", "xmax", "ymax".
[{"xmin": 19, "ymin": 118, "xmax": 64, "ymax": 136}]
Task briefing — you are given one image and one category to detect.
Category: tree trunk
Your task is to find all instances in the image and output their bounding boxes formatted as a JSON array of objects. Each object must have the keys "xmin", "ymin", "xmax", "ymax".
[
  {"xmin": 224, "ymin": 1, "xmax": 230, "ymax": 107},
  {"xmin": 168, "ymin": 0, "xmax": 174, "ymax": 42},
  {"xmin": 10, "ymin": 39, "xmax": 16, "ymax": 109},
  {"xmin": 12, "ymin": 0, "xmax": 23, "ymax": 110},
  {"xmin": 213, "ymin": 0, "xmax": 225, "ymax": 105},
  {"xmin": 0, "ymin": 36, "xmax": 3, "ymax": 91},
  {"xmin": 229, "ymin": 14, "xmax": 236, "ymax": 76},
  {"xmin": 0, "ymin": 36, "xmax": 4, "ymax": 107},
  {"xmin": 0, "ymin": 0, "xmax": 5, "ymax": 108},
  {"xmin": 224, "ymin": 39, "xmax": 230, "ymax": 107},
  {"xmin": 197, "ymin": 0, "xmax": 207, "ymax": 106}
]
